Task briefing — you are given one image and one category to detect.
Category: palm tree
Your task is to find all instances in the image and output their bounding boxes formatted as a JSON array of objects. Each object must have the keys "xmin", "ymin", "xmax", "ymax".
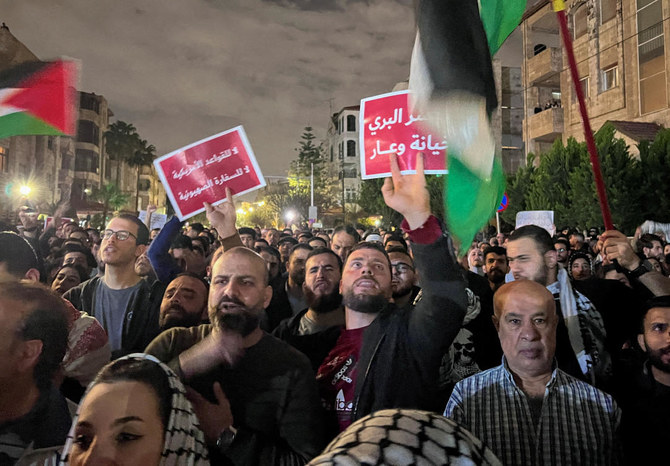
[
  {"xmin": 90, "ymin": 183, "xmax": 130, "ymax": 227},
  {"xmin": 104, "ymin": 121, "xmax": 140, "ymax": 185},
  {"xmin": 127, "ymin": 139, "xmax": 156, "ymax": 211}
]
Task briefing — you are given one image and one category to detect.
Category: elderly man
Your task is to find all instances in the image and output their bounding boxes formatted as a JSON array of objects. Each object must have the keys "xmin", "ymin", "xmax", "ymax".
[
  {"xmin": 445, "ymin": 280, "xmax": 621, "ymax": 466},
  {"xmin": 146, "ymin": 244, "xmax": 324, "ymax": 465}
]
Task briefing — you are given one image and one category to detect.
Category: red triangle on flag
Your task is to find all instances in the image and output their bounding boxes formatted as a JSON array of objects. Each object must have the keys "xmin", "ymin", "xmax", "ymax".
[{"xmin": 3, "ymin": 60, "xmax": 77, "ymax": 135}]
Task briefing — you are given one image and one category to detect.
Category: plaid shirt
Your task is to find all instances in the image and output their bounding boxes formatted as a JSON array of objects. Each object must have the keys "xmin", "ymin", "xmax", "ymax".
[{"xmin": 445, "ymin": 360, "xmax": 621, "ymax": 466}]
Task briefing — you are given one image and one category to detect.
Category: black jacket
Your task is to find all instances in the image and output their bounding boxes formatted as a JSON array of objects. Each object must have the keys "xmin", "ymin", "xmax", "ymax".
[
  {"xmin": 272, "ymin": 308, "xmax": 343, "ymax": 371},
  {"xmin": 352, "ymin": 232, "xmax": 467, "ymax": 420},
  {"xmin": 64, "ymin": 276, "xmax": 164, "ymax": 359}
]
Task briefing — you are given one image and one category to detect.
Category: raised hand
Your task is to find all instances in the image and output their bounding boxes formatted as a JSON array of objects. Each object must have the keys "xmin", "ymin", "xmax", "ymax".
[
  {"xmin": 204, "ymin": 188, "xmax": 237, "ymax": 238},
  {"xmin": 381, "ymin": 152, "xmax": 431, "ymax": 230},
  {"xmin": 599, "ymin": 230, "xmax": 640, "ymax": 270}
]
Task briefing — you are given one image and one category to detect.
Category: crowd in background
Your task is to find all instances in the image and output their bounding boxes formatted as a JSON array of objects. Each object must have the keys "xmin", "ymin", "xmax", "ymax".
[{"xmin": 1, "ymin": 165, "xmax": 670, "ymax": 465}]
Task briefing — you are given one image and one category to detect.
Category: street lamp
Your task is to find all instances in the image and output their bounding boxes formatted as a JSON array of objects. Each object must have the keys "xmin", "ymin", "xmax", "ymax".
[
  {"xmin": 284, "ymin": 210, "xmax": 296, "ymax": 224},
  {"xmin": 19, "ymin": 185, "xmax": 31, "ymax": 196}
]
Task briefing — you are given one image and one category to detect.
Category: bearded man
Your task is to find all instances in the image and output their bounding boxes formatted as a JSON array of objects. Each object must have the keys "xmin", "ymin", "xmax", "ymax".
[
  {"xmin": 273, "ymin": 248, "xmax": 344, "ymax": 370},
  {"xmin": 146, "ymin": 246, "xmax": 325, "ymax": 465}
]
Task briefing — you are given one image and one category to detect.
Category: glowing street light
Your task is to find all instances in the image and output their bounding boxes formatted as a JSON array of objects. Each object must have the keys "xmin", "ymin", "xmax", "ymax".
[
  {"xmin": 236, "ymin": 208, "xmax": 246, "ymax": 215},
  {"xmin": 284, "ymin": 210, "xmax": 296, "ymax": 224},
  {"xmin": 19, "ymin": 185, "xmax": 31, "ymax": 196}
]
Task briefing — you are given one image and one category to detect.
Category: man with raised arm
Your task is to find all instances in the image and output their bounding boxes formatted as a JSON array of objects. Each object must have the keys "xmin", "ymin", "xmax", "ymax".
[{"xmin": 316, "ymin": 153, "xmax": 467, "ymax": 436}]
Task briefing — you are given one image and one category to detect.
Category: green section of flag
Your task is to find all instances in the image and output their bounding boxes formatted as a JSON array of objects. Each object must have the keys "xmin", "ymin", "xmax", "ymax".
[
  {"xmin": 480, "ymin": 0, "xmax": 527, "ymax": 55},
  {"xmin": 441, "ymin": 0, "xmax": 524, "ymax": 253},
  {"xmin": 446, "ymin": 153, "xmax": 506, "ymax": 254},
  {"xmin": 0, "ymin": 111, "xmax": 65, "ymax": 139}
]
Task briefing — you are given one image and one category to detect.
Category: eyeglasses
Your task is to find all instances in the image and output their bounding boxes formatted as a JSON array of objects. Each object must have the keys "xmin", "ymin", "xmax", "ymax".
[
  {"xmin": 391, "ymin": 263, "xmax": 414, "ymax": 274},
  {"xmin": 555, "ymin": 247, "xmax": 566, "ymax": 253},
  {"xmin": 103, "ymin": 229, "xmax": 137, "ymax": 241}
]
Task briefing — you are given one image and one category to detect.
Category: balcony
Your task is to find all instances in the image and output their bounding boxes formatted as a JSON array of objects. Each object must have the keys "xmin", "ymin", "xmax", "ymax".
[
  {"xmin": 528, "ymin": 107, "xmax": 563, "ymax": 142},
  {"xmin": 527, "ymin": 47, "xmax": 562, "ymax": 86}
]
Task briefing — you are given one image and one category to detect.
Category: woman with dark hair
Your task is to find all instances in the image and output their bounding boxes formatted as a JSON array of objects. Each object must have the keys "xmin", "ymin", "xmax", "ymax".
[
  {"xmin": 61, "ymin": 354, "xmax": 209, "ymax": 465},
  {"xmin": 51, "ymin": 264, "xmax": 88, "ymax": 296}
]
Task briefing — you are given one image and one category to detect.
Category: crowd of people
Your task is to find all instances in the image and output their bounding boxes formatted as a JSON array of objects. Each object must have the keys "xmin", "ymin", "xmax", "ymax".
[{"xmin": 1, "ymin": 157, "xmax": 669, "ymax": 465}]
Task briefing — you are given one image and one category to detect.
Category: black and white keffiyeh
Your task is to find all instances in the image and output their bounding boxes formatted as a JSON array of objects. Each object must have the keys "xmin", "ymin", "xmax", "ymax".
[
  {"xmin": 60, "ymin": 353, "xmax": 209, "ymax": 465},
  {"xmin": 308, "ymin": 409, "xmax": 502, "ymax": 465}
]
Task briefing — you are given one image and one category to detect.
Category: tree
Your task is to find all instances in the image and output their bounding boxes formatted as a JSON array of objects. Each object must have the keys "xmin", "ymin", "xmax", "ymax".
[
  {"xmin": 357, "ymin": 175, "xmax": 446, "ymax": 228},
  {"xmin": 502, "ymin": 124, "xmax": 670, "ymax": 234},
  {"xmin": 127, "ymin": 138, "xmax": 156, "ymax": 211},
  {"xmin": 104, "ymin": 121, "xmax": 140, "ymax": 185},
  {"xmin": 90, "ymin": 183, "xmax": 130, "ymax": 228},
  {"xmin": 271, "ymin": 127, "xmax": 340, "ymax": 223}
]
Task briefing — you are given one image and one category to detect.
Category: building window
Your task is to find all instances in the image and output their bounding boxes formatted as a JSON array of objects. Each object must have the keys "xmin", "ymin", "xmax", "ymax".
[
  {"xmin": 573, "ymin": 5, "xmax": 588, "ymax": 39},
  {"xmin": 80, "ymin": 93, "xmax": 100, "ymax": 113},
  {"xmin": 347, "ymin": 115, "xmax": 356, "ymax": 132},
  {"xmin": 338, "ymin": 142, "xmax": 343, "ymax": 160},
  {"xmin": 343, "ymin": 166, "xmax": 357, "ymax": 178},
  {"xmin": 75, "ymin": 149, "xmax": 99, "ymax": 173},
  {"xmin": 601, "ymin": 0, "xmax": 616, "ymax": 24},
  {"xmin": 638, "ymin": 0, "xmax": 666, "ymax": 114},
  {"xmin": 47, "ymin": 137, "xmax": 54, "ymax": 150},
  {"xmin": 138, "ymin": 179, "xmax": 151, "ymax": 191},
  {"xmin": 347, "ymin": 140, "xmax": 356, "ymax": 157},
  {"xmin": 345, "ymin": 188, "xmax": 356, "ymax": 202},
  {"xmin": 0, "ymin": 146, "xmax": 8, "ymax": 173},
  {"xmin": 573, "ymin": 76, "xmax": 590, "ymax": 102},
  {"xmin": 77, "ymin": 120, "xmax": 100, "ymax": 146},
  {"xmin": 601, "ymin": 65, "xmax": 619, "ymax": 92},
  {"xmin": 330, "ymin": 146, "xmax": 334, "ymax": 162}
]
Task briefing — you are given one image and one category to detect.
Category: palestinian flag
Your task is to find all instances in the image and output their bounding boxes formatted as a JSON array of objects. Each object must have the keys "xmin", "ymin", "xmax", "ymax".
[
  {"xmin": 409, "ymin": 0, "xmax": 525, "ymax": 253},
  {"xmin": 0, "ymin": 59, "xmax": 78, "ymax": 139}
]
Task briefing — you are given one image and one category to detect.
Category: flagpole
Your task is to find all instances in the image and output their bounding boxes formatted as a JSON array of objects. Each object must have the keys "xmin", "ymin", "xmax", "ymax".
[{"xmin": 552, "ymin": 0, "xmax": 614, "ymax": 230}]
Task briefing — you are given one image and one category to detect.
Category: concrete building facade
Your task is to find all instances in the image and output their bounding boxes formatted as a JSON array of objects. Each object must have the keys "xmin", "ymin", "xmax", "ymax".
[
  {"xmin": 325, "ymin": 105, "xmax": 361, "ymax": 210},
  {"xmin": 522, "ymin": 0, "xmax": 670, "ymax": 158}
]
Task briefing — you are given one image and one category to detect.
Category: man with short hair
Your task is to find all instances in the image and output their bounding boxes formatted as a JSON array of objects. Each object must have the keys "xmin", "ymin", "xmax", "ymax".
[
  {"xmin": 0, "ymin": 232, "xmax": 110, "ymax": 394},
  {"xmin": 387, "ymin": 246, "xmax": 419, "ymax": 309},
  {"xmin": 331, "ymin": 226, "xmax": 360, "ymax": 265},
  {"xmin": 638, "ymin": 233, "xmax": 664, "ymax": 261},
  {"xmin": 482, "ymin": 246, "xmax": 509, "ymax": 293},
  {"xmin": 284, "ymin": 244, "xmax": 312, "ymax": 315},
  {"xmin": 62, "ymin": 242, "xmax": 97, "ymax": 277},
  {"xmin": 160, "ymin": 272, "xmax": 209, "ymax": 330},
  {"xmin": 146, "ymin": 246, "xmax": 325, "ymax": 465},
  {"xmin": 308, "ymin": 236, "xmax": 328, "ymax": 249},
  {"xmin": 273, "ymin": 248, "xmax": 344, "ymax": 370},
  {"xmin": 445, "ymin": 280, "xmax": 621, "ymax": 465},
  {"xmin": 570, "ymin": 231, "xmax": 590, "ymax": 254},
  {"xmin": 186, "ymin": 222, "xmax": 204, "ymax": 239},
  {"xmin": 238, "ymin": 227, "xmax": 256, "ymax": 249},
  {"xmin": 616, "ymin": 296, "xmax": 670, "ymax": 464},
  {"xmin": 316, "ymin": 155, "xmax": 466, "ymax": 436},
  {"xmin": 277, "ymin": 236, "xmax": 298, "ymax": 270},
  {"xmin": 65, "ymin": 214, "xmax": 164, "ymax": 358},
  {"xmin": 264, "ymin": 227, "xmax": 280, "ymax": 248},
  {"xmin": 384, "ymin": 233, "xmax": 408, "ymax": 252},
  {"xmin": 554, "ymin": 237, "xmax": 570, "ymax": 267},
  {"xmin": 0, "ymin": 282, "xmax": 72, "ymax": 464}
]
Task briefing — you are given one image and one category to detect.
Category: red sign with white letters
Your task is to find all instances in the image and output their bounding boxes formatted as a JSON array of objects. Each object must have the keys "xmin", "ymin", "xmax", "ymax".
[
  {"xmin": 359, "ymin": 90, "xmax": 448, "ymax": 179},
  {"xmin": 153, "ymin": 126, "xmax": 266, "ymax": 220}
]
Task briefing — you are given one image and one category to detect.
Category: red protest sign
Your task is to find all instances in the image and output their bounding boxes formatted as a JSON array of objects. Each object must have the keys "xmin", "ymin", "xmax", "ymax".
[
  {"xmin": 153, "ymin": 126, "xmax": 266, "ymax": 220},
  {"xmin": 359, "ymin": 90, "xmax": 448, "ymax": 179}
]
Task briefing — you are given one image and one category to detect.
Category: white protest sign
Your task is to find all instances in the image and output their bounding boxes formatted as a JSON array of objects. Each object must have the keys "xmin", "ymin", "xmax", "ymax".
[{"xmin": 516, "ymin": 211, "xmax": 556, "ymax": 237}]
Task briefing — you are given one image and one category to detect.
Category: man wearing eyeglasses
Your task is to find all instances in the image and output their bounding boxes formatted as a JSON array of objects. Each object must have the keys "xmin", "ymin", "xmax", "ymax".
[
  {"xmin": 387, "ymin": 246, "xmax": 419, "ymax": 310},
  {"xmin": 554, "ymin": 237, "xmax": 570, "ymax": 267},
  {"xmin": 64, "ymin": 214, "xmax": 164, "ymax": 358}
]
